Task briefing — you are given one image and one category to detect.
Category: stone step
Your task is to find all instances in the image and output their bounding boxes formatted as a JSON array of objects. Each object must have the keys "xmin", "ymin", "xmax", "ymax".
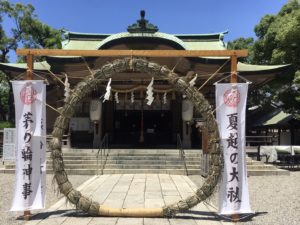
[
  {"xmin": 247, "ymin": 169, "xmax": 289, "ymax": 176},
  {"xmin": 5, "ymin": 162, "xmax": 274, "ymax": 170},
  {"xmin": 47, "ymin": 159, "xmax": 200, "ymax": 165},
  {"xmin": 246, "ymin": 164, "xmax": 280, "ymax": 170},
  {"xmin": 5, "ymin": 163, "xmax": 200, "ymax": 170},
  {"xmin": 246, "ymin": 160, "xmax": 265, "ymax": 165},
  {"xmin": 1, "ymin": 168, "xmax": 289, "ymax": 176},
  {"xmin": 54, "ymin": 156, "xmax": 201, "ymax": 161},
  {"xmin": 2, "ymin": 148, "xmax": 290, "ymax": 176},
  {"xmin": 9, "ymin": 161, "xmax": 270, "ymax": 169},
  {"xmin": 0, "ymin": 168, "xmax": 195, "ymax": 175},
  {"xmin": 60, "ymin": 149, "xmax": 200, "ymax": 153},
  {"xmin": 60, "ymin": 151, "xmax": 200, "ymax": 155}
]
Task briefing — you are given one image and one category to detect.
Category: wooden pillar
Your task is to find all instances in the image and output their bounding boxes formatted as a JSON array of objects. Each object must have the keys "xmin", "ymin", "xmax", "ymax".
[
  {"xmin": 24, "ymin": 54, "xmax": 33, "ymax": 220},
  {"xmin": 230, "ymin": 54, "xmax": 240, "ymax": 223},
  {"xmin": 230, "ymin": 55, "xmax": 238, "ymax": 83},
  {"xmin": 26, "ymin": 54, "xmax": 33, "ymax": 80}
]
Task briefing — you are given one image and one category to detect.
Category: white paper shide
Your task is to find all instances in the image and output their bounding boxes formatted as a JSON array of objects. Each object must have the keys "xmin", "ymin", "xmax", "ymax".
[
  {"xmin": 11, "ymin": 80, "xmax": 46, "ymax": 211},
  {"xmin": 216, "ymin": 83, "xmax": 252, "ymax": 215}
]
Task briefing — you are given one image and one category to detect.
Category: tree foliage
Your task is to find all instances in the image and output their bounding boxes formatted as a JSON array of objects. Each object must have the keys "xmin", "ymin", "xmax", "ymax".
[
  {"xmin": 0, "ymin": 71, "xmax": 8, "ymax": 120},
  {"xmin": 229, "ymin": 0, "xmax": 300, "ymax": 117},
  {"xmin": 0, "ymin": 0, "xmax": 62, "ymax": 121},
  {"xmin": 0, "ymin": 0, "xmax": 62, "ymax": 62},
  {"xmin": 227, "ymin": 37, "xmax": 254, "ymax": 63}
]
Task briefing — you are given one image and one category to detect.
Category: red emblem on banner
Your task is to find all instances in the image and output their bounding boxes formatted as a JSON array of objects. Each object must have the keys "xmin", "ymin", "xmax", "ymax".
[
  {"xmin": 20, "ymin": 84, "xmax": 37, "ymax": 105},
  {"xmin": 223, "ymin": 88, "xmax": 240, "ymax": 107}
]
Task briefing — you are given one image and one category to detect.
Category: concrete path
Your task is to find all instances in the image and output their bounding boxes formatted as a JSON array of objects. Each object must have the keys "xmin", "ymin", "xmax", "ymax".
[{"xmin": 25, "ymin": 174, "xmax": 233, "ymax": 225}]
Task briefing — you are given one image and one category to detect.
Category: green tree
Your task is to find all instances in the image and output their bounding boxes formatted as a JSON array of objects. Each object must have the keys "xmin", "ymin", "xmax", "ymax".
[
  {"xmin": 227, "ymin": 37, "xmax": 254, "ymax": 63},
  {"xmin": 229, "ymin": 0, "xmax": 300, "ymax": 117},
  {"xmin": 0, "ymin": 1, "xmax": 62, "ymax": 62},
  {"xmin": 0, "ymin": 71, "xmax": 9, "ymax": 120},
  {"xmin": 0, "ymin": 0, "xmax": 62, "ymax": 121}
]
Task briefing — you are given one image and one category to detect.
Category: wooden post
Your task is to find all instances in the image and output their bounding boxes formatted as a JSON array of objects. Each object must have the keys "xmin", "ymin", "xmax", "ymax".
[
  {"xmin": 230, "ymin": 54, "xmax": 239, "ymax": 222},
  {"xmin": 24, "ymin": 53, "xmax": 33, "ymax": 221},
  {"xmin": 26, "ymin": 54, "xmax": 33, "ymax": 80},
  {"xmin": 230, "ymin": 55, "xmax": 238, "ymax": 83}
]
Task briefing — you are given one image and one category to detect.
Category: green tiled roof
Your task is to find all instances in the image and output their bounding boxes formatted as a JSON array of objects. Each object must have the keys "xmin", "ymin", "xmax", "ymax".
[
  {"xmin": 62, "ymin": 30, "xmax": 228, "ymax": 51},
  {"xmin": 0, "ymin": 30, "xmax": 290, "ymax": 74},
  {"xmin": 263, "ymin": 111, "xmax": 292, "ymax": 126},
  {"xmin": 182, "ymin": 41, "xmax": 226, "ymax": 51},
  {"xmin": 96, "ymin": 32, "xmax": 187, "ymax": 49},
  {"xmin": 237, "ymin": 62, "xmax": 290, "ymax": 72},
  {"xmin": 0, "ymin": 61, "xmax": 50, "ymax": 71},
  {"xmin": 62, "ymin": 40, "xmax": 101, "ymax": 50}
]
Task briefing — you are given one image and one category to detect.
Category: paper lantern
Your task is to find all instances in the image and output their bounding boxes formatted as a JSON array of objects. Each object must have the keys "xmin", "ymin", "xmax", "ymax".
[
  {"xmin": 182, "ymin": 99, "xmax": 194, "ymax": 122},
  {"xmin": 89, "ymin": 99, "xmax": 102, "ymax": 121}
]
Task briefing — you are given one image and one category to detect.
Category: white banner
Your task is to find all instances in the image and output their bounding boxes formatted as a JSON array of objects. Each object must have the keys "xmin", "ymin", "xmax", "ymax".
[
  {"xmin": 11, "ymin": 81, "xmax": 46, "ymax": 211},
  {"xmin": 216, "ymin": 83, "xmax": 252, "ymax": 215}
]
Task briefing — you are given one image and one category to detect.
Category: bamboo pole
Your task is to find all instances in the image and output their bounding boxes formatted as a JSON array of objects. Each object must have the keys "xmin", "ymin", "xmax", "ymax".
[
  {"xmin": 230, "ymin": 55, "xmax": 238, "ymax": 83},
  {"xmin": 99, "ymin": 206, "xmax": 163, "ymax": 217},
  {"xmin": 230, "ymin": 54, "xmax": 239, "ymax": 222},
  {"xmin": 23, "ymin": 54, "xmax": 33, "ymax": 221}
]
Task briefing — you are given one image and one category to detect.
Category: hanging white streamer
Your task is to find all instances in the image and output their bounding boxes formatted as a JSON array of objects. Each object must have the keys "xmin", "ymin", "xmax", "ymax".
[
  {"xmin": 189, "ymin": 74, "xmax": 198, "ymax": 87},
  {"xmin": 64, "ymin": 74, "xmax": 70, "ymax": 101},
  {"xmin": 131, "ymin": 92, "xmax": 134, "ymax": 103},
  {"xmin": 163, "ymin": 92, "xmax": 167, "ymax": 104},
  {"xmin": 103, "ymin": 78, "xmax": 112, "ymax": 102},
  {"xmin": 114, "ymin": 92, "xmax": 119, "ymax": 104},
  {"xmin": 146, "ymin": 77, "xmax": 154, "ymax": 105}
]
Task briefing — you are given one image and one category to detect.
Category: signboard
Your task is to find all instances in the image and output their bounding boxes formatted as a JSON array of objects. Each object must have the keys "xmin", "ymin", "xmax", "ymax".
[
  {"xmin": 3, "ymin": 128, "xmax": 16, "ymax": 161},
  {"xmin": 215, "ymin": 83, "xmax": 252, "ymax": 215}
]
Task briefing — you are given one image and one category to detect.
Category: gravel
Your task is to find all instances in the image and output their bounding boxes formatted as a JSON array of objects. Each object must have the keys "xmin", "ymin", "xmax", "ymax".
[
  {"xmin": 189, "ymin": 171, "xmax": 300, "ymax": 225},
  {"xmin": 0, "ymin": 173, "xmax": 91, "ymax": 225}
]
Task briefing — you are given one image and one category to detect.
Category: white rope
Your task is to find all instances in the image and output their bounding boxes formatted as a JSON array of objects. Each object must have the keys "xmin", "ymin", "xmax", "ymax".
[
  {"xmin": 103, "ymin": 78, "xmax": 112, "ymax": 102},
  {"xmin": 146, "ymin": 77, "xmax": 154, "ymax": 105}
]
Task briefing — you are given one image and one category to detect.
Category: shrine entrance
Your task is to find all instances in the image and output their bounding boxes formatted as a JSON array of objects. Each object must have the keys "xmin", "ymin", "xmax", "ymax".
[
  {"xmin": 105, "ymin": 98, "xmax": 181, "ymax": 148},
  {"xmin": 16, "ymin": 48, "xmax": 247, "ymax": 218},
  {"xmin": 113, "ymin": 109, "xmax": 173, "ymax": 148}
]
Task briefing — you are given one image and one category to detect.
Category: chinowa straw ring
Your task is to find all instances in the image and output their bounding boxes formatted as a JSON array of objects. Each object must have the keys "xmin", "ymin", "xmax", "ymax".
[{"xmin": 49, "ymin": 57, "xmax": 223, "ymax": 217}]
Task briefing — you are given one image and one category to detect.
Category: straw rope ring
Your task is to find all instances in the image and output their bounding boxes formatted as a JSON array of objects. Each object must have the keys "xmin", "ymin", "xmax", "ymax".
[{"xmin": 49, "ymin": 57, "xmax": 222, "ymax": 217}]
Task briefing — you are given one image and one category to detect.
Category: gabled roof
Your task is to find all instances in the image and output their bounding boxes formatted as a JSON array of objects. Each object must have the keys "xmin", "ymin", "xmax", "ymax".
[
  {"xmin": 248, "ymin": 106, "xmax": 299, "ymax": 129},
  {"xmin": 0, "ymin": 61, "xmax": 50, "ymax": 71},
  {"xmin": 237, "ymin": 62, "xmax": 291, "ymax": 73},
  {"xmin": 62, "ymin": 30, "xmax": 228, "ymax": 51},
  {"xmin": 263, "ymin": 111, "xmax": 293, "ymax": 126}
]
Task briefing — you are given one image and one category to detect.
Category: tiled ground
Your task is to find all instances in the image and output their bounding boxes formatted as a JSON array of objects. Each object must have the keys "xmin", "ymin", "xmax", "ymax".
[{"xmin": 25, "ymin": 174, "xmax": 233, "ymax": 225}]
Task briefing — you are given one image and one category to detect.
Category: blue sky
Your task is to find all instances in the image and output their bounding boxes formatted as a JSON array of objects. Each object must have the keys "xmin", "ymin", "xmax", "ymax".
[{"xmin": 4, "ymin": 0, "xmax": 288, "ymax": 62}]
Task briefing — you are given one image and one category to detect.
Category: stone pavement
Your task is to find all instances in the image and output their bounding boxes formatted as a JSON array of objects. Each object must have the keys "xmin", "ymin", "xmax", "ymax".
[{"xmin": 25, "ymin": 174, "xmax": 233, "ymax": 225}]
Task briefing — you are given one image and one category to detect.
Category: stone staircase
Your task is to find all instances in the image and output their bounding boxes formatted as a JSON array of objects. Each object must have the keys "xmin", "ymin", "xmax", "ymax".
[
  {"xmin": 0, "ymin": 148, "xmax": 289, "ymax": 176},
  {"xmin": 245, "ymin": 156, "xmax": 289, "ymax": 176}
]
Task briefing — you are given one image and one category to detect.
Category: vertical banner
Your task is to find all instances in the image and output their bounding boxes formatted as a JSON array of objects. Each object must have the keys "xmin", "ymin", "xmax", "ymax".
[
  {"xmin": 216, "ymin": 83, "xmax": 252, "ymax": 215},
  {"xmin": 10, "ymin": 81, "xmax": 46, "ymax": 211}
]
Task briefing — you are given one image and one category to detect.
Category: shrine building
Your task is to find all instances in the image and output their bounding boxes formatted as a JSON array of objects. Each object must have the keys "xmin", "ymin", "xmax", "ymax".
[{"xmin": 0, "ymin": 11, "xmax": 292, "ymax": 149}]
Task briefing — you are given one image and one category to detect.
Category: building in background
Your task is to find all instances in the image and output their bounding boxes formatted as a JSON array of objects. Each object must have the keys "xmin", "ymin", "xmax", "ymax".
[{"xmin": 0, "ymin": 11, "xmax": 292, "ymax": 149}]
